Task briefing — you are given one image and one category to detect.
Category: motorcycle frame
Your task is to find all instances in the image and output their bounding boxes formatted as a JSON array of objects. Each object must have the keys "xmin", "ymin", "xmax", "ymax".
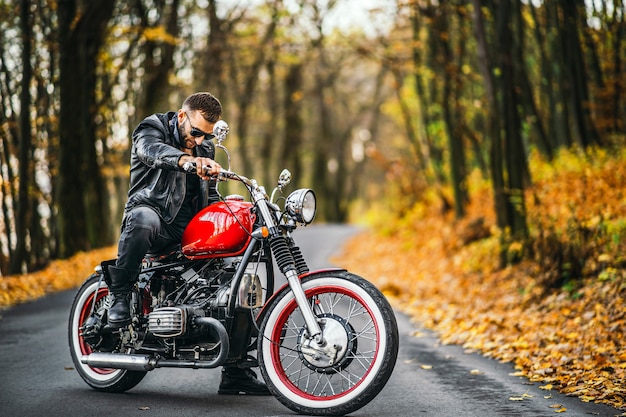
[{"xmin": 136, "ymin": 231, "xmax": 276, "ymax": 317}]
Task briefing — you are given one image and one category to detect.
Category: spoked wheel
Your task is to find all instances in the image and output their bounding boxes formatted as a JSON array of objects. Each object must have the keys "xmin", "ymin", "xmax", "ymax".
[
  {"xmin": 68, "ymin": 274, "xmax": 146, "ymax": 392},
  {"xmin": 258, "ymin": 271, "xmax": 399, "ymax": 416}
]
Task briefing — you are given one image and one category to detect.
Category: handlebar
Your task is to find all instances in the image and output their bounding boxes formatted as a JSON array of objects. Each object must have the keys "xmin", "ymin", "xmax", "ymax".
[{"xmin": 182, "ymin": 161, "xmax": 251, "ymax": 187}]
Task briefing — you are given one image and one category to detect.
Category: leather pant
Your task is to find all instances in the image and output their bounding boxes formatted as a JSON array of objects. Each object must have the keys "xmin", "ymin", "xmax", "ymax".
[{"xmin": 115, "ymin": 206, "xmax": 187, "ymax": 278}]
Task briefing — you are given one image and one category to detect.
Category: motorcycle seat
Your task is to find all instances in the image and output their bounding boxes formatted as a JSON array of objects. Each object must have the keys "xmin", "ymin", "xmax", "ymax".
[{"xmin": 144, "ymin": 243, "xmax": 182, "ymax": 263}]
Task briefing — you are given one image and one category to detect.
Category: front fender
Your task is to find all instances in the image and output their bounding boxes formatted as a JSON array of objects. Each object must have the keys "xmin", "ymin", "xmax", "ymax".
[{"xmin": 255, "ymin": 268, "xmax": 346, "ymax": 324}]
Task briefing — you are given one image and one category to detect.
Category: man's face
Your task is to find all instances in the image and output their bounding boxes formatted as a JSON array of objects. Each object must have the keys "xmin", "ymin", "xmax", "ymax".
[{"xmin": 178, "ymin": 110, "xmax": 216, "ymax": 149}]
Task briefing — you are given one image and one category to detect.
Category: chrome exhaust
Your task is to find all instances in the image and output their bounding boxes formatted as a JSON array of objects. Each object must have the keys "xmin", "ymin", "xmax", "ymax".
[
  {"xmin": 81, "ymin": 353, "xmax": 157, "ymax": 371},
  {"xmin": 81, "ymin": 316, "xmax": 230, "ymax": 371}
]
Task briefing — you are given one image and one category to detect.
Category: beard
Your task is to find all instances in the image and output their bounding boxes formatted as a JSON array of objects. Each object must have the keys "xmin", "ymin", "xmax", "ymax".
[
  {"xmin": 182, "ymin": 137, "xmax": 196, "ymax": 149},
  {"xmin": 180, "ymin": 125, "xmax": 197, "ymax": 149}
]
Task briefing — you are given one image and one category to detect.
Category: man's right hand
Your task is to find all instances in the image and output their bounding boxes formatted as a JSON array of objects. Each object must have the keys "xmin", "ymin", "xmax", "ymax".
[{"xmin": 180, "ymin": 155, "xmax": 221, "ymax": 180}]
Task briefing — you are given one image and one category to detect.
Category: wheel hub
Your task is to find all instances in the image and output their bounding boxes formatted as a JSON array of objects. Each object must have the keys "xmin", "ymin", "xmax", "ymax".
[{"xmin": 298, "ymin": 313, "xmax": 356, "ymax": 373}]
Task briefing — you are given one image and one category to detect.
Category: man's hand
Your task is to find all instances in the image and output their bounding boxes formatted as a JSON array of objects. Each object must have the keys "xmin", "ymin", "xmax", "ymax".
[{"xmin": 180, "ymin": 155, "xmax": 221, "ymax": 180}]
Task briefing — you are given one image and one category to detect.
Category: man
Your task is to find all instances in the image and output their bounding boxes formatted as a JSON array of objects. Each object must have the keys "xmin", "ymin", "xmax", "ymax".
[{"xmin": 108, "ymin": 92, "xmax": 270, "ymax": 395}]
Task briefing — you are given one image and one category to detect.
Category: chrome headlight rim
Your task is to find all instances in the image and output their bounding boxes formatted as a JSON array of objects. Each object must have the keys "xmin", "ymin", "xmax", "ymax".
[{"xmin": 286, "ymin": 189, "xmax": 316, "ymax": 224}]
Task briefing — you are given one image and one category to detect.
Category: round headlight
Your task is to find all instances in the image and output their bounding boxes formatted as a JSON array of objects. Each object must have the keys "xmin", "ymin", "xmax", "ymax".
[{"xmin": 286, "ymin": 189, "xmax": 316, "ymax": 224}]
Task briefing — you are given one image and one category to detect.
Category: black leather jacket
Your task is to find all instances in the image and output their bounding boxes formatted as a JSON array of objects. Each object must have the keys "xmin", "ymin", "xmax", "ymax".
[{"xmin": 125, "ymin": 111, "xmax": 218, "ymax": 224}]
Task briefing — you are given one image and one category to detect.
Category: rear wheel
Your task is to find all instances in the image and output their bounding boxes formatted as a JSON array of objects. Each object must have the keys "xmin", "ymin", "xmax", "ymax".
[
  {"xmin": 68, "ymin": 274, "xmax": 146, "ymax": 392},
  {"xmin": 258, "ymin": 271, "xmax": 399, "ymax": 416}
]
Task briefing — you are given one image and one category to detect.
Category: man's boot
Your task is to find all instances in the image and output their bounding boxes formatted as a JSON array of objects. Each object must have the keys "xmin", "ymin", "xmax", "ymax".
[
  {"xmin": 107, "ymin": 265, "xmax": 132, "ymax": 328},
  {"xmin": 218, "ymin": 367, "xmax": 272, "ymax": 395}
]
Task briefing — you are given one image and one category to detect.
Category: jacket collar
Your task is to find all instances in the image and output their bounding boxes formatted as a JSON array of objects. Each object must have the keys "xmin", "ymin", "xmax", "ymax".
[{"xmin": 169, "ymin": 112, "xmax": 183, "ymax": 148}]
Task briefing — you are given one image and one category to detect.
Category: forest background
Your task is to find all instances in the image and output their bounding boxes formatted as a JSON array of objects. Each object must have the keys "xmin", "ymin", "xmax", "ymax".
[{"xmin": 1, "ymin": 0, "xmax": 625, "ymax": 411}]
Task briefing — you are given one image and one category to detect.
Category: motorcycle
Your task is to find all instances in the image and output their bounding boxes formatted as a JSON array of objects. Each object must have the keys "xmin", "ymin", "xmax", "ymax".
[{"xmin": 68, "ymin": 120, "xmax": 399, "ymax": 416}]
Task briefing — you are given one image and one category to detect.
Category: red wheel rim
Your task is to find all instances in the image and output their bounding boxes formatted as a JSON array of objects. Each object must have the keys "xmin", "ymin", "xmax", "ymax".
[{"xmin": 77, "ymin": 286, "xmax": 116, "ymax": 375}]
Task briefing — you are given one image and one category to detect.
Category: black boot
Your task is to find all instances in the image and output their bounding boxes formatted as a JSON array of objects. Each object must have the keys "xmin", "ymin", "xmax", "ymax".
[
  {"xmin": 218, "ymin": 367, "xmax": 272, "ymax": 396},
  {"xmin": 107, "ymin": 265, "xmax": 132, "ymax": 328}
]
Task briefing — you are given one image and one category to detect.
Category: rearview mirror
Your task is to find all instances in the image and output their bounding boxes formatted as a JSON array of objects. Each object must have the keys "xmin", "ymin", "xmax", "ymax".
[
  {"xmin": 277, "ymin": 169, "xmax": 292, "ymax": 190},
  {"xmin": 213, "ymin": 120, "xmax": 229, "ymax": 144}
]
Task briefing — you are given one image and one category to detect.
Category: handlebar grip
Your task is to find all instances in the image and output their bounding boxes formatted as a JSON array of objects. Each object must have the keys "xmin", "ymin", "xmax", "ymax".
[
  {"xmin": 183, "ymin": 161, "xmax": 215, "ymax": 175},
  {"xmin": 182, "ymin": 161, "xmax": 196, "ymax": 173}
]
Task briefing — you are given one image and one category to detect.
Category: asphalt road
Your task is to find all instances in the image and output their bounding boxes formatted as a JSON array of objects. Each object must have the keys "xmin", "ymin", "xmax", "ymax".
[{"xmin": 0, "ymin": 225, "xmax": 621, "ymax": 417}]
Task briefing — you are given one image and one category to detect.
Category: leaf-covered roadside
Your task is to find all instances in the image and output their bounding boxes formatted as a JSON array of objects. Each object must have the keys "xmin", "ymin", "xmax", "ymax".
[
  {"xmin": 0, "ymin": 246, "xmax": 116, "ymax": 310},
  {"xmin": 335, "ymin": 147, "xmax": 626, "ymax": 410}
]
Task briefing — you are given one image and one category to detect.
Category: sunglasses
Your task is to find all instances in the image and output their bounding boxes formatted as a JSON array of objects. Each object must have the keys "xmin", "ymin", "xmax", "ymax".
[{"xmin": 184, "ymin": 112, "xmax": 215, "ymax": 139}]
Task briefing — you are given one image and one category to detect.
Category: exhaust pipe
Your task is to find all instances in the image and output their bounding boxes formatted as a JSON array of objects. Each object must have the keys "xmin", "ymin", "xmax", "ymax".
[
  {"xmin": 81, "ymin": 353, "xmax": 157, "ymax": 371},
  {"xmin": 81, "ymin": 316, "xmax": 230, "ymax": 371},
  {"xmin": 193, "ymin": 316, "xmax": 230, "ymax": 366}
]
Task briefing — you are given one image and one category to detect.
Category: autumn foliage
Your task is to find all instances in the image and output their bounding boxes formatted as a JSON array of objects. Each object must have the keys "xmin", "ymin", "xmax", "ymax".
[
  {"xmin": 336, "ymin": 146, "xmax": 626, "ymax": 409},
  {"xmin": 0, "ymin": 246, "xmax": 116, "ymax": 309}
]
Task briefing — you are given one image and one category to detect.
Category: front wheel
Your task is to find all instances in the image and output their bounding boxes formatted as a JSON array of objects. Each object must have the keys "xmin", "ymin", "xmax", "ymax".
[
  {"xmin": 258, "ymin": 271, "xmax": 399, "ymax": 416},
  {"xmin": 68, "ymin": 274, "xmax": 146, "ymax": 392}
]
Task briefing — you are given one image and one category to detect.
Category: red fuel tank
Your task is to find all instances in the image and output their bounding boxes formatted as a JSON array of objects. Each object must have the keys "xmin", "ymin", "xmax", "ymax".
[{"xmin": 181, "ymin": 201, "xmax": 255, "ymax": 259}]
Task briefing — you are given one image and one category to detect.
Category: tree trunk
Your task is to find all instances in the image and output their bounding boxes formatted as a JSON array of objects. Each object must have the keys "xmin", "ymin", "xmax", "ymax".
[
  {"xmin": 545, "ymin": 0, "xmax": 573, "ymax": 149},
  {"xmin": 280, "ymin": 63, "xmax": 304, "ymax": 185},
  {"xmin": 312, "ymin": 63, "xmax": 333, "ymax": 222},
  {"xmin": 0, "ymin": 38, "xmax": 20, "ymax": 272},
  {"xmin": 530, "ymin": 3, "xmax": 559, "ymax": 154},
  {"xmin": 57, "ymin": 0, "xmax": 115, "ymax": 258},
  {"xmin": 0, "ymin": 136, "xmax": 14, "ymax": 275},
  {"xmin": 198, "ymin": 0, "xmax": 229, "ymax": 100},
  {"xmin": 391, "ymin": 67, "xmax": 426, "ymax": 172},
  {"xmin": 441, "ymin": 2, "xmax": 468, "ymax": 218},
  {"xmin": 497, "ymin": 1, "xmax": 528, "ymax": 240},
  {"xmin": 10, "ymin": 0, "xmax": 34, "ymax": 274},
  {"xmin": 561, "ymin": 1, "xmax": 602, "ymax": 148},
  {"xmin": 611, "ymin": 0, "xmax": 625, "ymax": 133},
  {"xmin": 472, "ymin": 0, "xmax": 528, "ymax": 263},
  {"xmin": 234, "ymin": 6, "xmax": 278, "ymax": 175},
  {"xmin": 410, "ymin": 4, "xmax": 446, "ymax": 186},
  {"xmin": 471, "ymin": 0, "xmax": 506, "ymax": 231},
  {"xmin": 134, "ymin": 0, "xmax": 180, "ymax": 120},
  {"xmin": 260, "ymin": 52, "xmax": 277, "ymax": 188},
  {"xmin": 516, "ymin": 2, "xmax": 551, "ymax": 160}
]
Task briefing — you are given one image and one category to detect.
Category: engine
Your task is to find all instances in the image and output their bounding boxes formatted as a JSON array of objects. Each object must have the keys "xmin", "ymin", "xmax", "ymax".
[
  {"xmin": 145, "ymin": 271, "xmax": 263, "ymax": 340},
  {"xmin": 148, "ymin": 306, "xmax": 194, "ymax": 338}
]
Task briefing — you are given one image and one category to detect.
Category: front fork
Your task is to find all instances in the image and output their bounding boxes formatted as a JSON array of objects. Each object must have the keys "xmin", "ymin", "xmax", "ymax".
[
  {"xmin": 254, "ymin": 193, "xmax": 324, "ymax": 344},
  {"xmin": 284, "ymin": 268, "xmax": 324, "ymax": 344}
]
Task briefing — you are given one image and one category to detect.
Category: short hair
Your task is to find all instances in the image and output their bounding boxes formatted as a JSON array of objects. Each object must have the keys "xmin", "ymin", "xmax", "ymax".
[{"xmin": 183, "ymin": 92, "xmax": 222, "ymax": 123}]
